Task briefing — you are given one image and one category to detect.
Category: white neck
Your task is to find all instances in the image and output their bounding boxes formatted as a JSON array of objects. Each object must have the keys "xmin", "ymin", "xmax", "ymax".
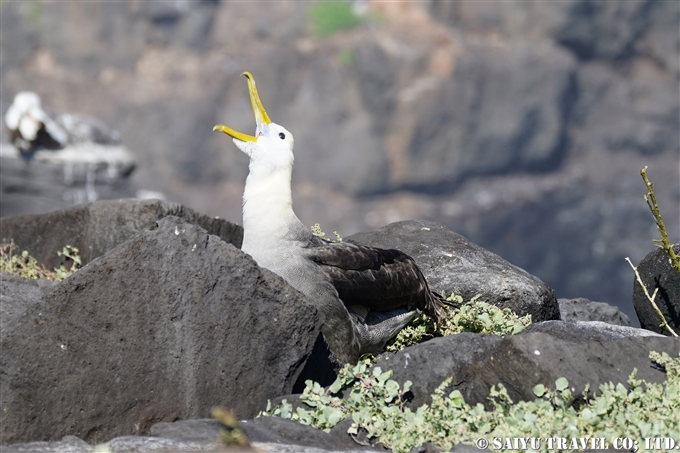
[{"xmin": 241, "ymin": 164, "xmax": 308, "ymax": 253}]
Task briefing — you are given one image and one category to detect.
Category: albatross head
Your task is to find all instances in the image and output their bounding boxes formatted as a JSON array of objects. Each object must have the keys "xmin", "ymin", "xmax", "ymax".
[{"xmin": 213, "ymin": 72, "xmax": 294, "ymax": 172}]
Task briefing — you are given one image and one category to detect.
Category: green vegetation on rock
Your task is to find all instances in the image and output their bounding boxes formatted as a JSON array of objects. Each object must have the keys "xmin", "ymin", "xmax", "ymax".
[
  {"xmin": 265, "ymin": 351, "xmax": 680, "ymax": 453},
  {"xmin": 0, "ymin": 242, "xmax": 81, "ymax": 281},
  {"xmin": 386, "ymin": 294, "xmax": 532, "ymax": 352},
  {"xmin": 311, "ymin": 223, "xmax": 343, "ymax": 242}
]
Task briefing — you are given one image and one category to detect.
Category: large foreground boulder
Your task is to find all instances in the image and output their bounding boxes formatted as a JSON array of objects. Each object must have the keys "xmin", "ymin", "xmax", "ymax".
[
  {"xmin": 1, "ymin": 216, "xmax": 320, "ymax": 445},
  {"xmin": 0, "ymin": 198, "xmax": 243, "ymax": 269},
  {"xmin": 347, "ymin": 220, "xmax": 559, "ymax": 322},
  {"xmin": 374, "ymin": 321, "xmax": 678, "ymax": 410},
  {"xmin": 632, "ymin": 243, "xmax": 680, "ymax": 336}
]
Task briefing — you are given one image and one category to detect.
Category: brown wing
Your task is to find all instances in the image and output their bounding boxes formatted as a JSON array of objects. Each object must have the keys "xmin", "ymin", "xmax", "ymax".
[{"xmin": 304, "ymin": 236, "xmax": 445, "ymax": 320}]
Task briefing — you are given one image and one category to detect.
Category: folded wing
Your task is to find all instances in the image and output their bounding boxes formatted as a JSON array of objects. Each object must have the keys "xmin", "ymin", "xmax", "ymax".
[{"xmin": 304, "ymin": 236, "xmax": 445, "ymax": 320}]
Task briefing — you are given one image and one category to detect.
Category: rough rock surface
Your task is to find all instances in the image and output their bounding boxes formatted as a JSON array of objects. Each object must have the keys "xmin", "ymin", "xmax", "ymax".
[
  {"xmin": 632, "ymin": 243, "xmax": 680, "ymax": 336},
  {"xmin": 148, "ymin": 418, "xmax": 222, "ymax": 444},
  {"xmin": 0, "ymin": 198, "xmax": 243, "ymax": 269},
  {"xmin": 1, "ymin": 216, "xmax": 319, "ymax": 444},
  {"xmin": 407, "ymin": 444, "xmax": 483, "ymax": 453},
  {"xmin": 0, "ymin": 272, "xmax": 57, "ymax": 331},
  {"xmin": 558, "ymin": 297, "xmax": 630, "ymax": 326},
  {"xmin": 403, "ymin": 39, "xmax": 576, "ymax": 189},
  {"xmin": 524, "ymin": 320, "xmax": 663, "ymax": 339},
  {"xmin": 150, "ymin": 416, "xmax": 378, "ymax": 452},
  {"xmin": 2, "ymin": 418, "xmax": 387, "ymax": 453},
  {"xmin": 347, "ymin": 220, "xmax": 559, "ymax": 322},
  {"xmin": 104, "ymin": 436, "xmax": 213, "ymax": 452},
  {"xmin": 0, "ymin": 436, "xmax": 92, "ymax": 453},
  {"xmin": 374, "ymin": 321, "xmax": 677, "ymax": 409},
  {"xmin": 241, "ymin": 417, "xmax": 379, "ymax": 451}
]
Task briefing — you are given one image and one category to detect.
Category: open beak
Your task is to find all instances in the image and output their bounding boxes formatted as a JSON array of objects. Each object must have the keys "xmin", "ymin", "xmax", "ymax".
[{"xmin": 213, "ymin": 71, "xmax": 272, "ymax": 143}]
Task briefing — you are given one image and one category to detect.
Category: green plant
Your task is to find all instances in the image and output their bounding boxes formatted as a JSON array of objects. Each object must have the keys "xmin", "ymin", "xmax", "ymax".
[
  {"xmin": 55, "ymin": 245, "xmax": 82, "ymax": 280},
  {"xmin": 0, "ymin": 242, "xmax": 81, "ymax": 281},
  {"xmin": 265, "ymin": 352, "xmax": 680, "ymax": 453},
  {"xmin": 386, "ymin": 294, "xmax": 532, "ymax": 352},
  {"xmin": 309, "ymin": 1, "xmax": 361, "ymax": 37},
  {"xmin": 311, "ymin": 223, "xmax": 343, "ymax": 242}
]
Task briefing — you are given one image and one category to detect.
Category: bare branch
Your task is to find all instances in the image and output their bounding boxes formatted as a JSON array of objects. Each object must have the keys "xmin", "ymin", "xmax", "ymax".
[{"xmin": 626, "ymin": 257, "xmax": 678, "ymax": 337}]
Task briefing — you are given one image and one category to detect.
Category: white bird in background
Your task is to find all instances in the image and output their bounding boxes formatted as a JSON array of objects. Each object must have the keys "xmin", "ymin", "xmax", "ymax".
[
  {"xmin": 5, "ymin": 91, "xmax": 122, "ymax": 160},
  {"xmin": 213, "ymin": 72, "xmax": 446, "ymax": 364},
  {"xmin": 5, "ymin": 91, "xmax": 68, "ymax": 158}
]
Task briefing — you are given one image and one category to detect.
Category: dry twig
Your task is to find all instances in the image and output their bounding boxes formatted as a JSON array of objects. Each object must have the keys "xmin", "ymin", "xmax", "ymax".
[{"xmin": 626, "ymin": 257, "xmax": 678, "ymax": 337}]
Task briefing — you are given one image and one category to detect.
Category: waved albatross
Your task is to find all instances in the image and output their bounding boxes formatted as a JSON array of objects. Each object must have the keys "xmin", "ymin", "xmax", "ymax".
[
  {"xmin": 5, "ymin": 91, "xmax": 123, "ymax": 161},
  {"xmin": 214, "ymin": 72, "xmax": 446, "ymax": 364},
  {"xmin": 5, "ymin": 91, "xmax": 68, "ymax": 158}
]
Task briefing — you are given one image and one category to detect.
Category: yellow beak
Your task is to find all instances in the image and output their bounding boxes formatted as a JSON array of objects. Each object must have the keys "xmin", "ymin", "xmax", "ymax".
[{"xmin": 213, "ymin": 71, "xmax": 272, "ymax": 142}]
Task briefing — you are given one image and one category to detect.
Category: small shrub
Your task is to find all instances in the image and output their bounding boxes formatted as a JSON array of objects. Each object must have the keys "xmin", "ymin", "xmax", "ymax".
[
  {"xmin": 0, "ymin": 242, "xmax": 81, "ymax": 281},
  {"xmin": 386, "ymin": 294, "xmax": 532, "ymax": 352},
  {"xmin": 311, "ymin": 223, "xmax": 343, "ymax": 242}
]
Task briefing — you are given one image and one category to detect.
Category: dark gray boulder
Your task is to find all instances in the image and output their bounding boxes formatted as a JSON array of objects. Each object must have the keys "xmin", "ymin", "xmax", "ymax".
[
  {"xmin": 375, "ymin": 333, "xmax": 503, "ymax": 409},
  {"xmin": 0, "ymin": 272, "xmax": 57, "ymax": 331},
  {"xmin": 1, "ymin": 216, "xmax": 320, "ymax": 444},
  {"xmin": 0, "ymin": 436, "xmax": 91, "ymax": 453},
  {"xmin": 148, "ymin": 416, "xmax": 386, "ymax": 452},
  {"xmin": 149, "ymin": 416, "xmax": 385, "ymax": 452},
  {"xmin": 149, "ymin": 418, "xmax": 221, "ymax": 443},
  {"xmin": 407, "ymin": 444, "xmax": 486, "ymax": 453},
  {"xmin": 632, "ymin": 244, "xmax": 680, "ymax": 336},
  {"xmin": 241, "ymin": 416, "xmax": 379, "ymax": 451},
  {"xmin": 374, "ymin": 321, "xmax": 678, "ymax": 410},
  {"xmin": 0, "ymin": 198, "xmax": 243, "ymax": 270},
  {"xmin": 2, "ymin": 420, "xmax": 384, "ymax": 453},
  {"xmin": 558, "ymin": 297, "xmax": 630, "ymax": 325},
  {"xmin": 406, "ymin": 443, "xmax": 444, "ymax": 453},
  {"xmin": 104, "ymin": 436, "xmax": 212, "ymax": 452},
  {"xmin": 524, "ymin": 320, "xmax": 663, "ymax": 339},
  {"xmin": 347, "ymin": 220, "xmax": 559, "ymax": 322}
]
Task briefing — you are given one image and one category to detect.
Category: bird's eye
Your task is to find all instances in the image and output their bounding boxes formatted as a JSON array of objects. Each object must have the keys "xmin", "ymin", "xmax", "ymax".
[{"xmin": 278, "ymin": 132, "xmax": 285, "ymax": 140}]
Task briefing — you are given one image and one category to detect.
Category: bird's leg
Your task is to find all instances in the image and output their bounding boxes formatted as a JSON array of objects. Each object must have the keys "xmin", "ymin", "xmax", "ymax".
[
  {"xmin": 352, "ymin": 307, "xmax": 417, "ymax": 355},
  {"xmin": 439, "ymin": 293, "xmax": 461, "ymax": 309},
  {"xmin": 314, "ymin": 291, "xmax": 362, "ymax": 365}
]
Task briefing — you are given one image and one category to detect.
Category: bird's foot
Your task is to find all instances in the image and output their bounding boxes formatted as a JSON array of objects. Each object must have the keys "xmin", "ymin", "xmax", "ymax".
[{"xmin": 351, "ymin": 306, "xmax": 417, "ymax": 355}]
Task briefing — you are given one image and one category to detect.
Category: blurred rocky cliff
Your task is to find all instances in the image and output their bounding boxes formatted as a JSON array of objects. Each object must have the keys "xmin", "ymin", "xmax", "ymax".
[{"xmin": 1, "ymin": 0, "xmax": 678, "ymax": 322}]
